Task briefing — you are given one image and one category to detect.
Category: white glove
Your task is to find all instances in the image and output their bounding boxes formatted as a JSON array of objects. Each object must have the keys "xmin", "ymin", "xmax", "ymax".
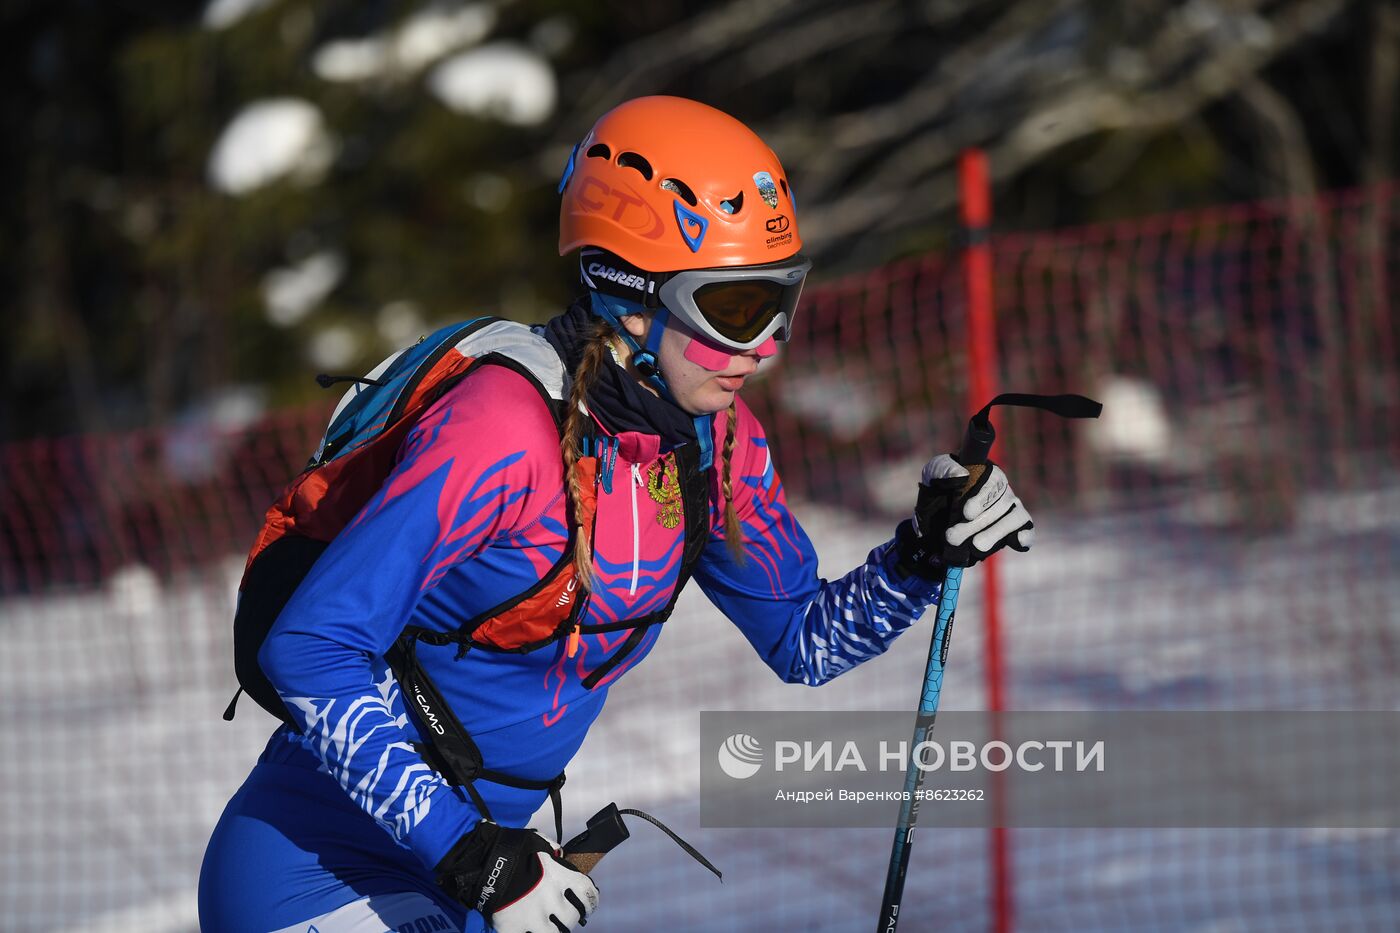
[
  {"xmin": 436, "ymin": 824, "xmax": 599, "ymax": 933},
  {"xmin": 896, "ymin": 455, "xmax": 1035, "ymax": 578},
  {"xmin": 489, "ymin": 851, "xmax": 599, "ymax": 933},
  {"xmin": 921, "ymin": 455, "xmax": 1036, "ymax": 556}
]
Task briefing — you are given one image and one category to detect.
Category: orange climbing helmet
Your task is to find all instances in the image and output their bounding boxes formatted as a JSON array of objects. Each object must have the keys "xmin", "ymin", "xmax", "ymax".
[{"xmin": 557, "ymin": 96, "xmax": 803, "ymax": 272}]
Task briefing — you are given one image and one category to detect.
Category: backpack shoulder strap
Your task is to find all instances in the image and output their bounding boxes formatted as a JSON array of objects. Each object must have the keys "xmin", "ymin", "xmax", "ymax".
[
  {"xmin": 452, "ymin": 320, "xmax": 569, "ymax": 413},
  {"xmin": 313, "ymin": 318, "xmax": 568, "ymax": 467}
]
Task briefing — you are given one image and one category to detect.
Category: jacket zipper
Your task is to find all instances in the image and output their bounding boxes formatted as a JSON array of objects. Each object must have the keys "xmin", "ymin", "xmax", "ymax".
[{"xmin": 630, "ymin": 463, "xmax": 643, "ymax": 595}]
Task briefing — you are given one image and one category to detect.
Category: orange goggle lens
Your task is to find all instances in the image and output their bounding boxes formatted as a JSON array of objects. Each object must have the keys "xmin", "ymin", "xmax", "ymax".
[{"xmin": 691, "ymin": 280, "xmax": 790, "ymax": 344}]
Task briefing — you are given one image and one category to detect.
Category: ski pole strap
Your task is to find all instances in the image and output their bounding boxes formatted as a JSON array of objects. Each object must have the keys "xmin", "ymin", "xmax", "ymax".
[
  {"xmin": 561, "ymin": 802, "xmax": 722, "ymax": 881},
  {"xmin": 973, "ymin": 392, "xmax": 1102, "ymax": 422},
  {"xmin": 961, "ymin": 392, "xmax": 1103, "ymax": 464},
  {"xmin": 618, "ymin": 807, "xmax": 723, "ymax": 881}
]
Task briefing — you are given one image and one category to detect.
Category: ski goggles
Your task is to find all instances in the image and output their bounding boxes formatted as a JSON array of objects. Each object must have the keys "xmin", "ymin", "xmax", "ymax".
[{"xmin": 656, "ymin": 255, "xmax": 812, "ymax": 352}]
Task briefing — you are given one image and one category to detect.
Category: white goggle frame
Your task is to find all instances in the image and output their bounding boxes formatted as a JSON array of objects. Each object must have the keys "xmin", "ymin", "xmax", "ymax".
[{"xmin": 656, "ymin": 255, "xmax": 812, "ymax": 352}]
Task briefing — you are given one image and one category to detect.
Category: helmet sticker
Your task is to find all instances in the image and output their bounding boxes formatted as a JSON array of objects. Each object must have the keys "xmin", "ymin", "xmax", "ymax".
[
  {"xmin": 753, "ymin": 172, "xmax": 779, "ymax": 210},
  {"xmin": 673, "ymin": 200, "xmax": 708, "ymax": 253}
]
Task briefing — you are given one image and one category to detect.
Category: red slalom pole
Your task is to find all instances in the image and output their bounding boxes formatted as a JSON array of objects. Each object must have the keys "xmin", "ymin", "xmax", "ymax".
[{"xmin": 958, "ymin": 149, "xmax": 1012, "ymax": 933}]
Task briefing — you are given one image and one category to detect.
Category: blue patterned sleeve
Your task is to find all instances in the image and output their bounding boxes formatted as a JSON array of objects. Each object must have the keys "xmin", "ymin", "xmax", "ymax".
[
  {"xmin": 257, "ymin": 369, "xmax": 558, "ymax": 869},
  {"xmin": 692, "ymin": 402, "xmax": 943, "ymax": 686}
]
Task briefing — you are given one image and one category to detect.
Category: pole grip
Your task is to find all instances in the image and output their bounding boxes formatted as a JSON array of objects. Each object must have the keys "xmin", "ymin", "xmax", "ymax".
[
  {"xmin": 958, "ymin": 415, "xmax": 996, "ymax": 467},
  {"xmin": 563, "ymin": 850, "xmax": 605, "ymax": 875},
  {"xmin": 561, "ymin": 803, "xmax": 630, "ymax": 876},
  {"xmin": 560, "ymin": 803, "xmax": 722, "ymax": 881}
]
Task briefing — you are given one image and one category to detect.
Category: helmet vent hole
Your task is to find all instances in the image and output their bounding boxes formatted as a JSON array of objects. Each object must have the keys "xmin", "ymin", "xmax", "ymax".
[
  {"xmin": 661, "ymin": 178, "xmax": 697, "ymax": 206},
  {"xmin": 779, "ymin": 178, "xmax": 789, "ymax": 196},
  {"xmin": 616, "ymin": 151, "xmax": 653, "ymax": 180},
  {"xmin": 719, "ymin": 191, "xmax": 744, "ymax": 215},
  {"xmin": 586, "ymin": 144, "xmax": 611, "ymax": 160}
]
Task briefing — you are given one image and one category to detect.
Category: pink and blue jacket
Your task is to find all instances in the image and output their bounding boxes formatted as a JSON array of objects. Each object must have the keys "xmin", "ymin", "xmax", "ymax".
[{"xmin": 255, "ymin": 329, "xmax": 943, "ymax": 877}]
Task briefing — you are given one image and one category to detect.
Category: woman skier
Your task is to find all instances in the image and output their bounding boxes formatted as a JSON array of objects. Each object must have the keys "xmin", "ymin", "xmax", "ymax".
[{"xmin": 199, "ymin": 96, "xmax": 1035, "ymax": 933}]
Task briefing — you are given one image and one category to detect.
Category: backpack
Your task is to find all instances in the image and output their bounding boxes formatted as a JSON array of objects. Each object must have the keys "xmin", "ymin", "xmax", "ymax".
[{"xmin": 223, "ymin": 316, "xmax": 712, "ymax": 839}]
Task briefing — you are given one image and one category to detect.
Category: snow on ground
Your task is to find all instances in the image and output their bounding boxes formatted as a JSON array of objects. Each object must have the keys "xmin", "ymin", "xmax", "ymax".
[{"xmin": 2, "ymin": 487, "xmax": 1397, "ymax": 932}]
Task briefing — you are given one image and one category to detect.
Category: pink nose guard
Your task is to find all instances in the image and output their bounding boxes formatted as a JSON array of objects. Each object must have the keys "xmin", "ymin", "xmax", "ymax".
[{"xmin": 683, "ymin": 331, "xmax": 777, "ymax": 372}]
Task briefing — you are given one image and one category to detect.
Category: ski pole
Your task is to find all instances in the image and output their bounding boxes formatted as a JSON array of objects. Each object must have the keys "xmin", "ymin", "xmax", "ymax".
[{"xmin": 876, "ymin": 393, "xmax": 1101, "ymax": 933}]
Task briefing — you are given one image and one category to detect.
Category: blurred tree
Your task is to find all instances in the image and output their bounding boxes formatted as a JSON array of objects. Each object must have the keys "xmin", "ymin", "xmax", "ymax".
[{"xmin": 0, "ymin": 0, "xmax": 1391, "ymax": 441}]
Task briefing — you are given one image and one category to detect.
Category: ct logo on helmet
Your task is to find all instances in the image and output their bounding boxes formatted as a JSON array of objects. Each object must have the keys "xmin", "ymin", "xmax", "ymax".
[{"xmin": 575, "ymin": 177, "xmax": 664, "ymax": 240}]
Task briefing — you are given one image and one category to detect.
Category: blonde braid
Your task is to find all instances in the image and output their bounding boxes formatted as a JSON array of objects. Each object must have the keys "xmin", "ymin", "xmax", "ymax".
[
  {"xmin": 560, "ymin": 320, "xmax": 616, "ymax": 592},
  {"xmin": 721, "ymin": 400, "xmax": 746, "ymax": 564}
]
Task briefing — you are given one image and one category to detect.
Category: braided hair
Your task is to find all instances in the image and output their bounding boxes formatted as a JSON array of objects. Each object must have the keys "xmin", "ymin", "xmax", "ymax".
[
  {"xmin": 559, "ymin": 319, "xmax": 616, "ymax": 593},
  {"xmin": 720, "ymin": 399, "xmax": 745, "ymax": 564}
]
